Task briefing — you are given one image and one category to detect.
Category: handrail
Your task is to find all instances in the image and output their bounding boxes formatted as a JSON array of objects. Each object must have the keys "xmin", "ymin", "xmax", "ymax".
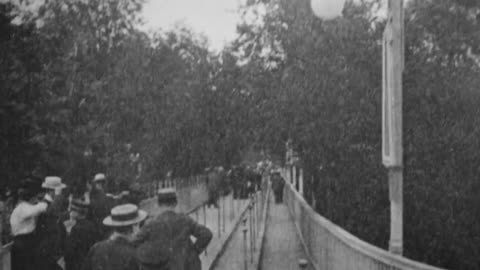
[{"xmin": 283, "ymin": 179, "xmax": 446, "ymax": 270}]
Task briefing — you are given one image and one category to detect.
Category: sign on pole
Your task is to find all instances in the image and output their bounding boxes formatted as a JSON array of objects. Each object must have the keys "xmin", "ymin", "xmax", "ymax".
[{"xmin": 382, "ymin": 0, "xmax": 404, "ymax": 168}]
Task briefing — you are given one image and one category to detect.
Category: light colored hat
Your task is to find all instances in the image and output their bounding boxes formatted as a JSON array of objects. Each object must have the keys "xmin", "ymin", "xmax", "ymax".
[
  {"xmin": 93, "ymin": 173, "xmax": 106, "ymax": 182},
  {"xmin": 42, "ymin": 176, "xmax": 67, "ymax": 190},
  {"xmin": 103, "ymin": 204, "xmax": 147, "ymax": 227}
]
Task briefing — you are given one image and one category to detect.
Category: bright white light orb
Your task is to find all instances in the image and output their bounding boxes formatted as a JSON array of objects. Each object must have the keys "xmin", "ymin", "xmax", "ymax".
[{"xmin": 310, "ymin": 0, "xmax": 346, "ymax": 20}]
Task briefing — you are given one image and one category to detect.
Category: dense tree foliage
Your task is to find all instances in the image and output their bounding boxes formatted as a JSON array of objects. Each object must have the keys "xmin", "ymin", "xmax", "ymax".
[
  {"xmin": 1, "ymin": 0, "xmax": 480, "ymax": 269},
  {"xmin": 0, "ymin": 0, "xmax": 251, "ymax": 193},
  {"xmin": 231, "ymin": 0, "xmax": 480, "ymax": 269}
]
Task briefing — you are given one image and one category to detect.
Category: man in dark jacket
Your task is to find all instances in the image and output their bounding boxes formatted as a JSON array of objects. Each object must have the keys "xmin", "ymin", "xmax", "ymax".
[
  {"xmin": 88, "ymin": 173, "xmax": 113, "ymax": 238},
  {"xmin": 64, "ymin": 199, "xmax": 99, "ymax": 270},
  {"xmin": 205, "ymin": 168, "xmax": 219, "ymax": 208},
  {"xmin": 230, "ymin": 166, "xmax": 245, "ymax": 199},
  {"xmin": 82, "ymin": 203, "xmax": 147, "ymax": 270},
  {"xmin": 270, "ymin": 171, "xmax": 285, "ymax": 204},
  {"xmin": 36, "ymin": 176, "xmax": 68, "ymax": 270},
  {"xmin": 134, "ymin": 188, "xmax": 213, "ymax": 270}
]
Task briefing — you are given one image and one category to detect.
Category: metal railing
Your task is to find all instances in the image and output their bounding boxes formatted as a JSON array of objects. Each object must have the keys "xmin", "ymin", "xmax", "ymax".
[
  {"xmin": 240, "ymin": 175, "xmax": 270, "ymax": 270},
  {"xmin": 282, "ymin": 175, "xmax": 445, "ymax": 270}
]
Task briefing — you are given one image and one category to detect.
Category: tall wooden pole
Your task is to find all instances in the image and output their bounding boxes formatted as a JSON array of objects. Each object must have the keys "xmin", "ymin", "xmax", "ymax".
[{"xmin": 383, "ymin": 0, "xmax": 404, "ymax": 255}]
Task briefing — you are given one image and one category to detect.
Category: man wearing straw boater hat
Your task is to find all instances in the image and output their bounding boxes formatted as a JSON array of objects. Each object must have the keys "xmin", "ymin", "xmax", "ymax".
[
  {"xmin": 134, "ymin": 187, "xmax": 212, "ymax": 270},
  {"xmin": 82, "ymin": 203, "xmax": 147, "ymax": 270},
  {"xmin": 36, "ymin": 176, "xmax": 68, "ymax": 270},
  {"xmin": 64, "ymin": 199, "xmax": 98, "ymax": 270}
]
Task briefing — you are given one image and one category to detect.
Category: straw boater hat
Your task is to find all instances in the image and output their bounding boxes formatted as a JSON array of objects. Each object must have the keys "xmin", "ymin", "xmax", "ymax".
[
  {"xmin": 157, "ymin": 187, "xmax": 177, "ymax": 204},
  {"xmin": 42, "ymin": 176, "xmax": 67, "ymax": 190},
  {"xmin": 103, "ymin": 204, "xmax": 147, "ymax": 227},
  {"xmin": 93, "ymin": 173, "xmax": 106, "ymax": 183}
]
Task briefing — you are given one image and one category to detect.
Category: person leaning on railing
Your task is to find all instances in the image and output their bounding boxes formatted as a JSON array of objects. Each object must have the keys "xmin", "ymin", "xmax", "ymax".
[{"xmin": 9, "ymin": 177, "xmax": 53, "ymax": 270}]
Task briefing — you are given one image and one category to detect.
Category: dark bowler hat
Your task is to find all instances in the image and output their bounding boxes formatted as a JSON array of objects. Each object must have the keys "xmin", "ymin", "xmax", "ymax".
[
  {"xmin": 18, "ymin": 177, "xmax": 42, "ymax": 199},
  {"xmin": 157, "ymin": 187, "xmax": 177, "ymax": 204},
  {"xmin": 70, "ymin": 199, "xmax": 89, "ymax": 215},
  {"xmin": 103, "ymin": 204, "xmax": 147, "ymax": 227}
]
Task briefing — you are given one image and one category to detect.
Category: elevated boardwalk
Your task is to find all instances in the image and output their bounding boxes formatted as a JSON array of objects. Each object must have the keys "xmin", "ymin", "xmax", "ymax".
[
  {"xmin": 212, "ymin": 174, "xmax": 446, "ymax": 270},
  {"xmin": 260, "ymin": 199, "xmax": 312, "ymax": 270},
  {"xmin": 0, "ymin": 174, "xmax": 448, "ymax": 270}
]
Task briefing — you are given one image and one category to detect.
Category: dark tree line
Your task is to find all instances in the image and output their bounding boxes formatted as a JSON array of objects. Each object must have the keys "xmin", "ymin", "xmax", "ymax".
[{"xmin": 2, "ymin": 0, "xmax": 480, "ymax": 269}]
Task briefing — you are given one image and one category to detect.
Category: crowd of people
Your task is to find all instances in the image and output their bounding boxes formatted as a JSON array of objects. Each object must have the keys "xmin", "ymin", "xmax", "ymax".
[
  {"xmin": 7, "ymin": 172, "xmax": 213, "ymax": 270},
  {"xmin": 3, "ymin": 160, "xmax": 280, "ymax": 270}
]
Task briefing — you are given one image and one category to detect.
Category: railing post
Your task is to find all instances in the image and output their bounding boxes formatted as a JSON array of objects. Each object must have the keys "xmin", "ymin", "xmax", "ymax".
[
  {"xmin": 249, "ymin": 202, "xmax": 253, "ymax": 263},
  {"xmin": 222, "ymin": 194, "xmax": 225, "ymax": 233},
  {"xmin": 242, "ymin": 221, "xmax": 248, "ymax": 270},
  {"xmin": 290, "ymin": 166, "xmax": 294, "ymax": 185},
  {"xmin": 218, "ymin": 200, "xmax": 221, "ymax": 237},
  {"xmin": 230, "ymin": 191, "xmax": 235, "ymax": 221},
  {"xmin": 299, "ymin": 168, "xmax": 304, "ymax": 196},
  {"xmin": 203, "ymin": 203, "xmax": 208, "ymax": 256},
  {"xmin": 292, "ymin": 166, "xmax": 297, "ymax": 188}
]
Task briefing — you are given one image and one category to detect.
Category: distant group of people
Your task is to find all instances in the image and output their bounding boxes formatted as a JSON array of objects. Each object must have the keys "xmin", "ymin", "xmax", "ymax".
[
  {"xmin": 204, "ymin": 167, "xmax": 227, "ymax": 208},
  {"xmin": 229, "ymin": 166, "xmax": 262, "ymax": 200},
  {"xmin": 9, "ymin": 172, "xmax": 213, "ymax": 270},
  {"xmin": 203, "ymin": 165, "xmax": 264, "ymax": 209}
]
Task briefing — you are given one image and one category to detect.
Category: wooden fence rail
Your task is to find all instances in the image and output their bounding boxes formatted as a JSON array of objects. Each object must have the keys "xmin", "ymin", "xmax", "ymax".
[{"xmin": 282, "ymin": 169, "xmax": 445, "ymax": 270}]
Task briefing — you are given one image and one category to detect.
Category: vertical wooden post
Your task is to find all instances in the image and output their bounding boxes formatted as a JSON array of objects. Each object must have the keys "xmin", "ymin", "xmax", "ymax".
[
  {"xmin": 287, "ymin": 167, "xmax": 291, "ymax": 184},
  {"xmin": 299, "ymin": 168, "xmax": 304, "ymax": 196},
  {"xmin": 383, "ymin": 0, "xmax": 404, "ymax": 255},
  {"xmin": 292, "ymin": 166, "xmax": 297, "ymax": 187},
  {"xmin": 389, "ymin": 167, "xmax": 403, "ymax": 254}
]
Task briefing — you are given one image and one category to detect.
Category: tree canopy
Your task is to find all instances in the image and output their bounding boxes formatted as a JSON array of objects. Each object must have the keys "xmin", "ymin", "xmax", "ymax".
[{"xmin": 1, "ymin": 0, "xmax": 480, "ymax": 269}]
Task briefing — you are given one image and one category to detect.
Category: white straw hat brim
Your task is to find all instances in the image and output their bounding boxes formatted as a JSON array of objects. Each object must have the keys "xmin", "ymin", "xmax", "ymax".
[
  {"xmin": 42, "ymin": 183, "xmax": 67, "ymax": 189},
  {"xmin": 103, "ymin": 210, "xmax": 148, "ymax": 227}
]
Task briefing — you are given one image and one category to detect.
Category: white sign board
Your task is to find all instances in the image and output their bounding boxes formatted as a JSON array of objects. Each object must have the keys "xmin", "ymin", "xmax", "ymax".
[{"xmin": 382, "ymin": 19, "xmax": 402, "ymax": 168}]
